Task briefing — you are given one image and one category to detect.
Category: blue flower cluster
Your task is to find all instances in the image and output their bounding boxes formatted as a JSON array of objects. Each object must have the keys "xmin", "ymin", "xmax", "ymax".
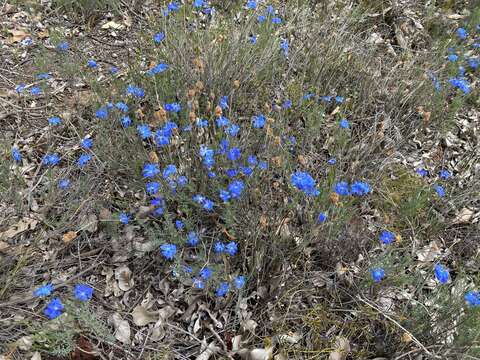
[
  {"xmin": 429, "ymin": 25, "xmax": 479, "ymax": 95},
  {"xmin": 33, "ymin": 283, "xmax": 94, "ymax": 320}
]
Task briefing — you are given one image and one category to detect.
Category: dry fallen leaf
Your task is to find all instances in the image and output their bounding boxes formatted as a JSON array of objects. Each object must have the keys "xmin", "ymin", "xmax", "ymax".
[
  {"xmin": 0, "ymin": 218, "xmax": 38, "ymax": 240},
  {"xmin": 196, "ymin": 342, "xmax": 219, "ymax": 360},
  {"xmin": 8, "ymin": 29, "xmax": 30, "ymax": 43},
  {"xmin": 132, "ymin": 305, "xmax": 158, "ymax": 326},
  {"xmin": 452, "ymin": 208, "xmax": 474, "ymax": 224},
  {"xmin": 417, "ymin": 241, "xmax": 442, "ymax": 262},
  {"xmin": 238, "ymin": 347, "xmax": 274, "ymax": 360},
  {"xmin": 115, "ymin": 265, "xmax": 134, "ymax": 291},
  {"xmin": 109, "ymin": 313, "xmax": 131, "ymax": 344},
  {"xmin": 0, "ymin": 241, "xmax": 10, "ymax": 252},
  {"xmin": 37, "ymin": 29, "xmax": 49, "ymax": 39},
  {"xmin": 101, "ymin": 21, "xmax": 124, "ymax": 30},
  {"xmin": 62, "ymin": 231, "xmax": 78, "ymax": 244}
]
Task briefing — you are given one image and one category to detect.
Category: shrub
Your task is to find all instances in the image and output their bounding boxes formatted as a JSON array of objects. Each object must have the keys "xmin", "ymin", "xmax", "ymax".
[{"xmin": 4, "ymin": 0, "xmax": 479, "ymax": 358}]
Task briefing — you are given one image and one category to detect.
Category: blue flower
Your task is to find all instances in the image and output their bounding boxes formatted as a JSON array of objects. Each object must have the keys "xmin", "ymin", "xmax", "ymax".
[
  {"xmin": 168, "ymin": 2, "xmax": 180, "ymax": 11},
  {"xmin": 199, "ymin": 267, "xmax": 213, "ymax": 280},
  {"xmin": 115, "ymin": 102, "xmax": 129, "ymax": 112},
  {"xmin": 434, "ymin": 184, "xmax": 446, "ymax": 198},
  {"xmin": 177, "ymin": 176, "xmax": 188, "ymax": 187},
  {"xmin": 121, "ymin": 116, "xmax": 131, "ymax": 127},
  {"xmin": 246, "ymin": 0, "xmax": 257, "ymax": 9},
  {"xmin": 161, "ymin": 244, "xmax": 177, "ymax": 260},
  {"xmin": 152, "ymin": 207, "xmax": 164, "ymax": 217},
  {"xmin": 203, "ymin": 200, "xmax": 214, "ymax": 211},
  {"xmin": 77, "ymin": 154, "xmax": 92, "ymax": 168},
  {"xmin": 58, "ymin": 179, "xmax": 70, "ymax": 189},
  {"xmin": 225, "ymin": 169, "xmax": 237, "ymax": 178},
  {"xmin": 380, "ymin": 230, "xmax": 396, "ymax": 245},
  {"xmin": 271, "ymin": 17, "xmax": 282, "ymax": 24},
  {"xmin": 95, "ymin": 107, "xmax": 108, "ymax": 120},
  {"xmin": 227, "ymin": 147, "xmax": 241, "ymax": 161},
  {"xmin": 147, "ymin": 63, "xmax": 169, "ymax": 76},
  {"xmin": 44, "ymin": 298, "xmax": 64, "ymax": 319},
  {"xmin": 291, "ymin": 171, "xmax": 320, "ymax": 196},
  {"xmin": 164, "ymin": 102, "xmax": 181, "ymax": 113},
  {"xmin": 57, "ymin": 41, "xmax": 69, "ymax": 51},
  {"xmin": 142, "ymin": 163, "xmax": 160, "ymax": 178},
  {"xmin": 12, "ymin": 147, "xmax": 21, "ymax": 163},
  {"xmin": 303, "ymin": 92, "xmax": 315, "ymax": 100},
  {"xmin": 252, "ymin": 114, "xmax": 266, "ymax": 128},
  {"xmin": 465, "ymin": 291, "xmax": 480, "ymax": 307},
  {"xmin": 248, "ymin": 155, "xmax": 258, "ymax": 166},
  {"xmin": 87, "ymin": 59, "xmax": 97, "ymax": 68},
  {"xmin": 249, "ymin": 34, "xmax": 257, "ymax": 44},
  {"xmin": 282, "ymin": 99, "xmax": 292, "ymax": 109},
  {"xmin": 370, "ymin": 268, "xmax": 385, "ymax": 283},
  {"xmin": 439, "ymin": 169, "xmax": 451, "ymax": 180},
  {"xmin": 194, "ymin": 0, "xmax": 205, "ymax": 7},
  {"xmin": 216, "ymin": 116, "xmax": 230, "ymax": 127},
  {"xmin": 416, "ymin": 168, "xmax": 428, "ymax": 177},
  {"xmin": 193, "ymin": 278, "xmax": 205, "ymax": 289},
  {"xmin": 320, "ymin": 95, "xmax": 332, "ymax": 102},
  {"xmin": 42, "ymin": 153, "xmax": 60, "ymax": 166},
  {"xmin": 187, "ymin": 232, "xmax": 199, "ymax": 246},
  {"xmin": 197, "ymin": 118, "xmax": 208, "ymax": 127},
  {"xmin": 225, "ymin": 241, "xmax": 238, "ymax": 256},
  {"xmin": 226, "ymin": 124, "xmax": 240, "ymax": 137},
  {"xmin": 220, "ymin": 189, "xmax": 232, "ymax": 202},
  {"xmin": 266, "ymin": 5, "xmax": 274, "ymax": 14},
  {"xmin": 334, "ymin": 181, "xmax": 350, "ymax": 196},
  {"xmin": 219, "ymin": 138, "xmax": 229, "ymax": 154},
  {"xmin": 74, "ymin": 284, "xmax": 94, "ymax": 301},
  {"xmin": 219, "ymin": 95, "xmax": 228, "ymax": 109},
  {"xmin": 175, "ymin": 220, "xmax": 185, "ymax": 230},
  {"xmin": 240, "ymin": 166, "xmax": 253, "ymax": 177},
  {"xmin": 447, "ymin": 54, "xmax": 458, "ymax": 62},
  {"xmin": 126, "ymin": 85, "xmax": 145, "ymax": 98},
  {"xmin": 350, "ymin": 181, "xmax": 371, "ymax": 196},
  {"xmin": 15, "ymin": 83, "xmax": 26, "ymax": 93},
  {"xmin": 34, "ymin": 283, "xmax": 54, "ymax": 297},
  {"xmin": 30, "ymin": 86, "xmax": 42, "ymax": 96},
  {"xmin": 339, "ymin": 119, "xmax": 350, "ymax": 129},
  {"xmin": 327, "ymin": 158, "xmax": 336, "ymax": 165},
  {"xmin": 110, "ymin": 66, "xmax": 119, "ymax": 74},
  {"xmin": 163, "ymin": 164, "xmax": 177, "ymax": 179},
  {"xmin": 228, "ymin": 180, "xmax": 245, "ymax": 199},
  {"xmin": 119, "ymin": 213, "xmax": 130, "ymax": 224},
  {"xmin": 215, "ymin": 282, "xmax": 230, "ymax": 297},
  {"xmin": 280, "ymin": 39, "xmax": 289, "ymax": 56},
  {"xmin": 335, "ymin": 96, "xmax": 344, "ymax": 103},
  {"xmin": 81, "ymin": 138, "xmax": 93, "ymax": 149},
  {"xmin": 154, "ymin": 32, "xmax": 165, "ymax": 43},
  {"xmin": 457, "ymin": 27, "xmax": 468, "ymax": 40},
  {"xmin": 145, "ymin": 182, "xmax": 160, "ymax": 195},
  {"xmin": 468, "ymin": 58, "xmax": 479, "ymax": 70},
  {"xmin": 234, "ymin": 276, "xmax": 246, "ymax": 289},
  {"xmin": 257, "ymin": 15, "xmax": 266, "ymax": 23},
  {"xmin": 137, "ymin": 124, "xmax": 152, "ymax": 139},
  {"xmin": 214, "ymin": 242, "xmax": 225, "ymax": 253},
  {"xmin": 48, "ymin": 116, "xmax": 61, "ymax": 125},
  {"xmin": 193, "ymin": 194, "xmax": 214, "ymax": 211},
  {"xmin": 434, "ymin": 264, "xmax": 450, "ymax": 284},
  {"xmin": 208, "ymin": 171, "xmax": 216, "ymax": 178},
  {"xmin": 317, "ymin": 213, "xmax": 327, "ymax": 223},
  {"xmin": 449, "ymin": 78, "xmax": 470, "ymax": 94}
]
